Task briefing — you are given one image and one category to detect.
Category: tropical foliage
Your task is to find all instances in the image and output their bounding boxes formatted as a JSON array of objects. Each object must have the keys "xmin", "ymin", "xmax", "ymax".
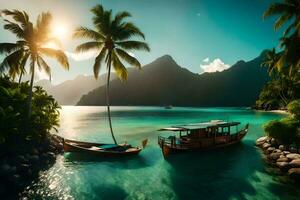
[
  {"xmin": 256, "ymin": 0, "xmax": 300, "ymax": 110},
  {"xmin": 264, "ymin": 100, "xmax": 300, "ymax": 145},
  {"xmin": 0, "ymin": 10, "xmax": 69, "ymax": 117},
  {"xmin": 73, "ymin": 4, "xmax": 150, "ymax": 144},
  {"xmin": 0, "ymin": 76, "xmax": 60, "ymax": 155}
]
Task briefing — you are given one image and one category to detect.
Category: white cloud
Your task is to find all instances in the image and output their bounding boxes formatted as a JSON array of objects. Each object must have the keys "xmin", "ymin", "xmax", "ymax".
[
  {"xmin": 200, "ymin": 58, "xmax": 230, "ymax": 73},
  {"xmin": 65, "ymin": 50, "xmax": 98, "ymax": 61},
  {"xmin": 203, "ymin": 57, "xmax": 209, "ymax": 63},
  {"xmin": 35, "ymin": 69, "xmax": 50, "ymax": 81}
]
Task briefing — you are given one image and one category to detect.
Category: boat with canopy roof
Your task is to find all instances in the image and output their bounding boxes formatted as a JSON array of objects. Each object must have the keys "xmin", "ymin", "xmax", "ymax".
[{"xmin": 158, "ymin": 120, "xmax": 249, "ymax": 157}]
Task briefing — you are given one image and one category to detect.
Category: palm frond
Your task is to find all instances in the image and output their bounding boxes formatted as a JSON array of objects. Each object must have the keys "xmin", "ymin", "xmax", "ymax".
[
  {"xmin": 2, "ymin": 9, "xmax": 29, "ymax": 29},
  {"xmin": 3, "ymin": 20, "xmax": 25, "ymax": 39},
  {"xmin": 111, "ymin": 51, "xmax": 128, "ymax": 80},
  {"xmin": 116, "ymin": 40, "xmax": 150, "ymax": 51},
  {"xmin": 113, "ymin": 22, "xmax": 145, "ymax": 40},
  {"xmin": 93, "ymin": 47, "xmax": 107, "ymax": 79},
  {"xmin": 37, "ymin": 56, "xmax": 51, "ymax": 81},
  {"xmin": 0, "ymin": 43, "xmax": 22, "ymax": 54},
  {"xmin": 115, "ymin": 48, "xmax": 141, "ymax": 69},
  {"xmin": 36, "ymin": 12, "xmax": 52, "ymax": 43},
  {"xmin": 113, "ymin": 11, "xmax": 131, "ymax": 26},
  {"xmin": 274, "ymin": 13, "xmax": 293, "ymax": 31},
  {"xmin": 73, "ymin": 26, "xmax": 105, "ymax": 41},
  {"xmin": 39, "ymin": 48, "xmax": 69, "ymax": 70},
  {"xmin": 0, "ymin": 49, "xmax": 24, "ymax": 75},
  {"xmin": 263, "ymin": 3, "xmax": 295, "ymax": 19},
  {"xmin": 75, "ymin": 41, "xmax": 103, "ymax": 53}
]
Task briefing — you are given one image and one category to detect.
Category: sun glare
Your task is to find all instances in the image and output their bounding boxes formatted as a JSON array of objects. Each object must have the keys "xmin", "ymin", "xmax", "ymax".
[{"xmin": 51, "ymin": 22, "xmax": 68, "ymax": 40}]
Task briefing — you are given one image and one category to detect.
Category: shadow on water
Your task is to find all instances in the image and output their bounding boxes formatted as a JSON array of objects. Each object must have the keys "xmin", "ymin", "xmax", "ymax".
[
  {"xmin": 166, "ymin": 142, "xmax": 263, "ymax": 200},
  {"xmin": 63, "ymin": 152, "xmax": 153, "ymax": 170}
]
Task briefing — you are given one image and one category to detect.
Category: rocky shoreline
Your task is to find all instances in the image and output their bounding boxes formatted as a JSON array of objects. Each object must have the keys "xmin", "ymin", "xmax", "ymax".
[
  {"xmin": 256, "ymin": 136, "xmax": 300, "ymax": 181},
  {"xmin": 0, "ymin": 134, "xmax": 64, "ymax": 199}
]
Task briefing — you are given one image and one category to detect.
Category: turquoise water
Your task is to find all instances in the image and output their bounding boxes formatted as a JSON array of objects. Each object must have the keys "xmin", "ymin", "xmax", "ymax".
[{"xmin": 21, "ymin": 106, "xmax": 300, "ymax": 200}]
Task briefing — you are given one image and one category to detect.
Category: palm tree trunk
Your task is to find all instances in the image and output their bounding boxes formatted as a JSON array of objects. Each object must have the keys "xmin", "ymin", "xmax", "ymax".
[
  {"xmin": 106, "ymin": 54, "xmax": 117, "ymax": 145},
  {"xmin": 27, "ymin": 63, "xmax": 35, "ymax": 119}
]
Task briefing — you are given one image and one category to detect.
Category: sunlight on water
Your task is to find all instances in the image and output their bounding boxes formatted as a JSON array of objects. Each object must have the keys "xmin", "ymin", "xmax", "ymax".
[{"xmin": 22, "ymin": 106, "xmax": 300, "ymax": 200}]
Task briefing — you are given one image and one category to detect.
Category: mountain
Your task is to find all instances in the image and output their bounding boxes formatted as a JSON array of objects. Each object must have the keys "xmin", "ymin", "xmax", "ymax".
[
  {"xmin": 77, "ymin": 52, "xmax": 269, "ymax": 107},
  {"xmin": 36, "ymin": 74, "xmax": 115, "ymax": 105}
]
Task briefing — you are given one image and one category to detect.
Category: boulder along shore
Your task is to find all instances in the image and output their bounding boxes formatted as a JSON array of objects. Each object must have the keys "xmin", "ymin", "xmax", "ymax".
[
  {"xmin": 0, "ymin": 134, "xmax": 64, "ymax": 199},
  {"xmin": 256, "ymin": 136, "xmax": 300, "ymax": 181}
]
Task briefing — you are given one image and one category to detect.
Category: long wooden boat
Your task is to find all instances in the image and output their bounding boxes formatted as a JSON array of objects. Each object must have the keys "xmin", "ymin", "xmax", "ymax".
[
  {"xmin": 63, "ymin": 138, "xmax": 147, "ymax": 157},
  {"xmin": 158, "ymin": 120, "xmax": 249, "ymax": 158}
]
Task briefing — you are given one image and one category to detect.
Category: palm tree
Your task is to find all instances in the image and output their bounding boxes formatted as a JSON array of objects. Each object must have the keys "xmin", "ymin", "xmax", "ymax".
[
  {"xmin": 0, "ymin": 10, "xmax": 69, "ymax": 118},
  {"xmin": 73, "ymin": 4, "xmax": 150, "ymax": 144},
  {"xmin": 261, "ymin": 48, "xmax": 281, "ymax": 75},
  {"xmin": 263, "ymin": 0, "xmax": 300, "ymax": 37}
]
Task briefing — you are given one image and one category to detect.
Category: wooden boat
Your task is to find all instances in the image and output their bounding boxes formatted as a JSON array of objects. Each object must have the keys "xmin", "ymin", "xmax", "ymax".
[
  {"xmin": 158, "ymin": 120, "xmax": 249, "ymax": 157},
  {"xmin": 63, "ymin": 138, "xmax": 148, "ymax": 157}
]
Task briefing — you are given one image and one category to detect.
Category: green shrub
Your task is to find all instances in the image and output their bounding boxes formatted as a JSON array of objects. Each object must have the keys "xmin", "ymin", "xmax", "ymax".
[
  {"xmin": 264, "ymin": 118, "xmax": 300, "ymax": 145},
  {"xmin": 0, "ymin": 77, "xmax": 60, "ymax": 154},
  {"xmin": 287, "ymin": 100, "xmax": 300, "ymax": 120}
]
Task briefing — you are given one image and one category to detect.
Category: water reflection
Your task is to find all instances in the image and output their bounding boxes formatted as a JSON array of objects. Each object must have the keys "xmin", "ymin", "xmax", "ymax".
[{"xmin": 22, "ymin": 106, "xmax": 300, "ymax": 200}]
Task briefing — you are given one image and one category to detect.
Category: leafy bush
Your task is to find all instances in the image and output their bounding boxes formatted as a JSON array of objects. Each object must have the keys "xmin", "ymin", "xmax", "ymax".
[
  {"xmin": 0, "ymin": 77, "xmax": 60, "ymax": 154},
  {"xmin": 264, "ymin": 117, "xmax": 300, "ymax": 145},
  {"xmin": 287, "ymin": 100, "xmax": 300, "ymax": 120}
]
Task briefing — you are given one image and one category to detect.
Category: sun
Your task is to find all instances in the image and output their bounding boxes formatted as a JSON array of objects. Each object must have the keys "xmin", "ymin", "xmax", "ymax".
[{"xmin": 51, "ymin": 22, "xmax": 68, "ymax": 40}]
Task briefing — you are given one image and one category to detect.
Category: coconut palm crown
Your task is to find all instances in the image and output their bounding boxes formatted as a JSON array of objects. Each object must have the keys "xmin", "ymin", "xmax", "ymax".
[
  {"xmin": 73, "ymin": 4, "xmax": 150, "ymax": 144},
  {"xmin": 0, "ymin": 10, "xmax": 69, "ymax": 117}
]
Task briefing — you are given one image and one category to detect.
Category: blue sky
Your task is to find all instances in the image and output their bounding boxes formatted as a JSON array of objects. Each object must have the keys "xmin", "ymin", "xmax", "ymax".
[{"xmin": 0, "ymin": 0, "xmax": 281, "ymax": 84}]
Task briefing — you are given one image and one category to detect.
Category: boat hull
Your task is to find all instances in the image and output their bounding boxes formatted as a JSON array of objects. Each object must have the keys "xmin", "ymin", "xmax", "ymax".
[{"xmin": 63, "ymin": 139, "xmax": 142, "ymax": 157}]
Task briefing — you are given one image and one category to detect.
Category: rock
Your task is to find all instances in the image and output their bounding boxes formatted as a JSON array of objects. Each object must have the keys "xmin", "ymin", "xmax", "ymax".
[
  {"xmin": 46, "ymin": 152, "xmax": 56, "ymax": 162},
  {"xmin": 276, "ymin": 162, "xmax": 290, "ymax": 170},
  {"xmin": 277, "ymin": 157, "xmax": 289, "ymax": 162},
  {"xmin": 273, "ymin": 149, "xmax": 282, "ymax": 153},
  {"xmin": 269, "ymin": 152, "xmax": 281, "ymax": 160},
  {"xmin": 29, "ymin": 155, "xmax": 39, "ymax": 164},
  {"xmin": 279, "ymin": 145, "xmax": 286, "ymax": 151},
  {"xmin": 286, "ymin": 153, "xmax": 300, "ymax": 160},
  {"xmin": 262, "ymin": 143, "xmax": 271, "ymax": 149},
  {"xmin": 289, "ymin": 159, "xmax": 300, "ymax": 168},
  {"xmin": 288, "ymin": 168, "xmax": 300, "ymax": 180},
  {"xmin": 283, "ymin": 151, "xmax": 290, "ymax": 155},
  {"xmin": 270, "ymin": 138, "xmax": 277, "ymax": 146},
  {"xmin": 266, "ymin": 147, "xmax": 276, "ymax": 154},
  {"xmin": 256, "ymin": 136, "xmax": 268, "ymax": 146}
]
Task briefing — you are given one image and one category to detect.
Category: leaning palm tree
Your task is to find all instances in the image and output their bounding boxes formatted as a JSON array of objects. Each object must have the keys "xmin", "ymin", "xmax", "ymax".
[
  {"xmin": 73, "ymin": 4, "xmax": 150, "ymax": 144},
  {"xmin": 0, "ymin": 10, "xmax": 69, "ymax": 117},
  {"xmin": 263, "ymin": 0, "xmax": 300, "ymax": 37},
  {"xmin": 261, "ymin": 48, "xmax": 281, "ymax": 75}
]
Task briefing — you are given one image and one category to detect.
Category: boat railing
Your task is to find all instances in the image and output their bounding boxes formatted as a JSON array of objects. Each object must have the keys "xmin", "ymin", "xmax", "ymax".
[{"xmin": 158, "ymin": 136, "xmax": 191, "ymax": 149}]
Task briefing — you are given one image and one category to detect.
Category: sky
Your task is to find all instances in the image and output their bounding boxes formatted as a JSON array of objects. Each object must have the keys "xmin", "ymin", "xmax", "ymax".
[{"xmin": 0, "ymin": 0, "xmax": 281, "ymax": 84}]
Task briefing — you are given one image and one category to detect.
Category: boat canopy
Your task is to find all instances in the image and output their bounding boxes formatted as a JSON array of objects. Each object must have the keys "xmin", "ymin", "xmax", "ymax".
[{"xmin": 159, "ymin": 121, "xmax": 241, "ymax": 131}]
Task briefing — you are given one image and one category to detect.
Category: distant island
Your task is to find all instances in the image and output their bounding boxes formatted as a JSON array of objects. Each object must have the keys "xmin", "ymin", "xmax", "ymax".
[{"xmin": 77, "ymin": 52, "xmax": 269, "ymax": 107}]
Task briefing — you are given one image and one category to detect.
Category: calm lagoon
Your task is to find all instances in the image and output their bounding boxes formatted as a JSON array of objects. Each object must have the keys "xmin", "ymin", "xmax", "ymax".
[{"xmin": 22, "ymin": 106, "xmax": 300, "ymax": 200}]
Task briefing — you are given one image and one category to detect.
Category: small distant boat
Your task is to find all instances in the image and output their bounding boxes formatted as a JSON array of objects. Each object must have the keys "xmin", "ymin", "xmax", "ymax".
[
  {"xmin": 63, "ymin": 139, "xmax": 148, "ymax": 157},
  {"xmin": 158, "ymin": 120, "xmax": 249, "ymax": 158},
  {"xmin": 164, "ymin": 105, "xmax": 173, "ymax": 109}
]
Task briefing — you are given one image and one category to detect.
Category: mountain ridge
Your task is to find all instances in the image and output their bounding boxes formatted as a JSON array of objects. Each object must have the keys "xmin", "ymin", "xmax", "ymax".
[{"xmin": 77, "ymin": 52, "xmax": 269, "ymax": 106}]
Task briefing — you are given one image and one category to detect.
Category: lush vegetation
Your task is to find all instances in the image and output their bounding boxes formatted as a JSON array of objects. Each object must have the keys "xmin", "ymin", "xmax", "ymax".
[
  {"xmin": 256, "ymin": 0, "xmax": 300, "ymax": 110},
  {"xmin": 73, "ymin": 4, "xmax": 149, "ymax": 144},
  {"xmin": 264, "ymin": 100, "xmax": 300, "ymax": 145},
  {"xmin": 0, "ymin": 10, "xmax": 69, "ymax": 118},
  {"xmin": 0, "ymin": 76, "xmax": 60, "ymax": 155}
]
